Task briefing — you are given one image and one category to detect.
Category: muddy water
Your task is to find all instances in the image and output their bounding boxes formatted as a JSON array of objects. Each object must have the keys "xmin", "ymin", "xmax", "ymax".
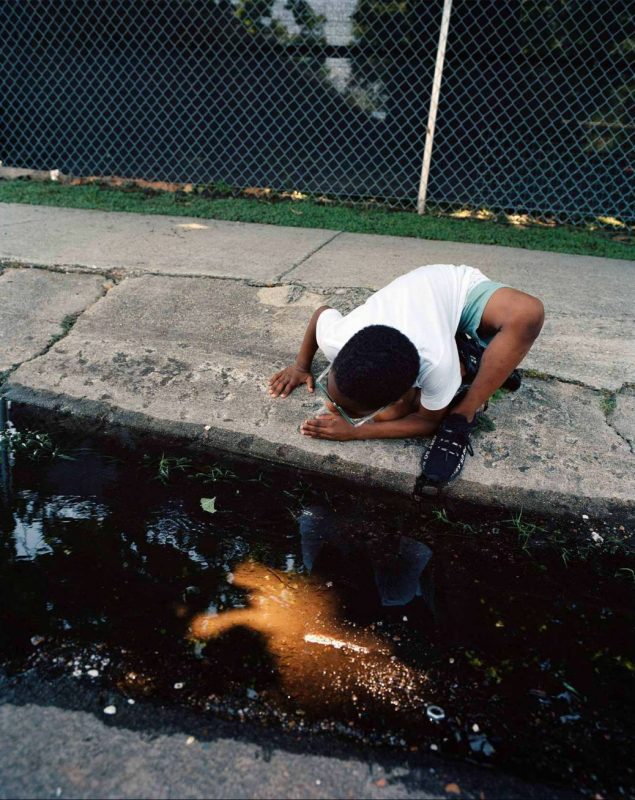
[{"xmin": 0, "ymin": 420, "xmax": 633, "ymax": 797}]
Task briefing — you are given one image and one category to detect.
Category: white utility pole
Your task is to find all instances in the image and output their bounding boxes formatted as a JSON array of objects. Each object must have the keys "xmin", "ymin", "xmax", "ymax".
[{"xmin": 417, "ymin": 0, "xmax": 453, "ymax": 215}]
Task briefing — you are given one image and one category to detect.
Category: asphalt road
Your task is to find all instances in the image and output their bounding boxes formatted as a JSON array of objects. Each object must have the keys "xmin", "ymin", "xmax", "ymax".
[{"xmin": 0, "ymin": 673, "xmax": 578, "ymax": 800}]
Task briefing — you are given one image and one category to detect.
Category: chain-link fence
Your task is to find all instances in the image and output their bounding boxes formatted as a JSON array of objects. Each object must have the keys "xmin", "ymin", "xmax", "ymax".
[{"xmin": 1, "ymin": 0, "xmax": 632, "ymax": 224}]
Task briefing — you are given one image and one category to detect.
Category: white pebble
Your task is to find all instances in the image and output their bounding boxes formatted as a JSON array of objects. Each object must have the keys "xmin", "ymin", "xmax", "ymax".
[
  {"xmin": 472, "ymin": 723, "xmax": 480, "ymax": 732},
  {"xmin": 174, "ymin": 682, "xmax": 184, "ymax": 690},
  {"xmin": 103, "ymin": 705, "xmax": 117, "ymax": 715},
  {"xmin": 430, "ymin": 743, "xmax": 439, "ymax": 751},
  {"xmin": 186, "ymin": 736, "xmax": 195, "ymax": 745},
  {"xmin": 127, "ymin": 698, "xmax": 135, "ymax": 705},
  {"xmin": 402, "ymin": 616, "xmax": 408, "ymax": 622},
  {"xmin": 87, "ymin": 669, "xmax": 99, "ymax": 677},
  {"xmin": 582, "ymin": 514, "xmax": 589, "ymax": 520},
  {"xmin": 204, "ymin": 425, "xmax": 211, "ymax": 431}
]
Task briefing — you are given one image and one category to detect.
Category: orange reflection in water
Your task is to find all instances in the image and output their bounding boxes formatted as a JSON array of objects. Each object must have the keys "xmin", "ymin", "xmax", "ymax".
[{"xmin": 189, "ymin": 560, "xmax": 428, "ymax": 716}]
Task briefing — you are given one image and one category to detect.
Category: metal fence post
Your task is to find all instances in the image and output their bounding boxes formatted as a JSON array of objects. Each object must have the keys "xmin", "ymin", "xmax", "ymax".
[{"xmin": 417, "ymin": 0, "xmax": 453, "ymax": 215}]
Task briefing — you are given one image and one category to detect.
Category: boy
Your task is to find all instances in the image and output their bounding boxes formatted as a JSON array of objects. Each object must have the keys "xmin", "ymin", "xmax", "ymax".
[{"xmin": 269, "ymin": 264, "xmax": 544, "ymax": 484}]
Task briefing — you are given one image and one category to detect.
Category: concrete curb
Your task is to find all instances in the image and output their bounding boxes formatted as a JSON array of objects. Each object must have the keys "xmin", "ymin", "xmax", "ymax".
[{"xmin": 5, "ymin": 371, "xmax": 634, "ymax": 523}]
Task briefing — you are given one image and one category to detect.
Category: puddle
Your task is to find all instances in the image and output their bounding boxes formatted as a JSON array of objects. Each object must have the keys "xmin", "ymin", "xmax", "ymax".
[{"xmin": 0, "ymin": 405, "xmax": 634, "ymax": 797}]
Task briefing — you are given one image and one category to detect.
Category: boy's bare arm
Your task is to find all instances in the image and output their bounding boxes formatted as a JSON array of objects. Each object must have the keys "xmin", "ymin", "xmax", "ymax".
[
  {"xmin": 269, "ymin": 306, "xmax": 331, "ymax": 398},
  {"xmin": 452, "ymin": 288, "xmax": 544, "ymax": 421}
]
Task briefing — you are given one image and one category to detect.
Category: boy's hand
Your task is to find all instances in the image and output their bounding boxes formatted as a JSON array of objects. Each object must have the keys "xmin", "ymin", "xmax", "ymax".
[
  {"xmin": 300, "ymin": 413, "xmax": 359, "ymax": 441},
  {"xmin": 269, "ymin": 365, "xmax": 314, "ymax": 398}
]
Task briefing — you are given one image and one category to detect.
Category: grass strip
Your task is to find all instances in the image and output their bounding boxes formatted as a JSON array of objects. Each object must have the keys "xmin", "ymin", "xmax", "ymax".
[{"xmin": 0, "ymin": 178, "xmax": 632, "ymax": 261}]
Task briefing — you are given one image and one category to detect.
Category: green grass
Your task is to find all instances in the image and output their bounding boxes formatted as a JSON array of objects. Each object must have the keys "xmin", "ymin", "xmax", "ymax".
[
  {"xmin": 600, "ymin": 390, "xmax": 617, "ymax": 417},
  {"xmin": 47, "ymin": 311, "xmax": 81, "ymax": 348},
  {"xmin": 1, "ymin": 178, "xmax": 633, "ymax": 260}
]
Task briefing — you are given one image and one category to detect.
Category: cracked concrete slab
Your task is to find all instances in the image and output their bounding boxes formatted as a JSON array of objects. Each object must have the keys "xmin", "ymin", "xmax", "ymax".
[
  {"xmin": 0, "ymin": 267, "xmax": 106, "ymax": 372},
  {"xmin": 5, "ymin": 276, "xmax": 634, "ymax": 520},
  {"xmin": 522, "ymin": 315, "xmax": 635, "ymax": 390},
  {"xmin": 0, "ymin": 203, "xmax": 338, "ymax": 281}
]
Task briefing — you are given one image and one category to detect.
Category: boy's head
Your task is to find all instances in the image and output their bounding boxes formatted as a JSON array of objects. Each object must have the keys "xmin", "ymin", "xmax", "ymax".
[{"xmin": 329, "ymin": 325, "xmax": 420, "ymax": 416}]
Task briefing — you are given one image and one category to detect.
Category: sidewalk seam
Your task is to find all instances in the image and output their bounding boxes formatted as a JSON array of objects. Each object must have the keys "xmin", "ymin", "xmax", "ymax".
[
  {"xmin": 607, "ymin": 385, "xmax": 635, "ymax": 455},
  {"xmin": 521, "ymin": 370, "xmax": 620, "ymax": 394},
  {"xmin": 274, "ymin": 230, "xmax": 343, "ymax": 282},
  {"xmin": 607, "ymin": 418, "xmax": 635, "ymax": 455},
  {"xmin": 0, "ymin": 258, "xmax": 372, "ymax": 292},
  {"xmin": 1, "ymin": 257, "xmax": 357, "ymax": 289}
]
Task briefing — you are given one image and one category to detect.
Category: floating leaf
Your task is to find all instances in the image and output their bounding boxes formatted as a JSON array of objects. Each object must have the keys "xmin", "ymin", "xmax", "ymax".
[{"xmin": 200, "ymin": 497, "xmax": 217, "ymax": 514}]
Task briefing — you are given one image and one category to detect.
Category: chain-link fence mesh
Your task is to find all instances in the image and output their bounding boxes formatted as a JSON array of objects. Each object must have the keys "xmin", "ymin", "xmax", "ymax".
[{"xmin": 1, "ymin": 0, "xmax": 632, "ymax": 224}]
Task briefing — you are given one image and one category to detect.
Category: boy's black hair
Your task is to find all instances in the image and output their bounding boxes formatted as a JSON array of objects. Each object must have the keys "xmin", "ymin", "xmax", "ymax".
[{"xmin": 332, "ymin": 325, "xmax": 420, "ymax": 409}]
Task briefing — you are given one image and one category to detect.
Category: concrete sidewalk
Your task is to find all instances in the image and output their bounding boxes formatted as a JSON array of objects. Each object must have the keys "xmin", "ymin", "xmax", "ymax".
[{"xmin": 1, "ymin": 202, "xmax": 634, "ymax": 519}]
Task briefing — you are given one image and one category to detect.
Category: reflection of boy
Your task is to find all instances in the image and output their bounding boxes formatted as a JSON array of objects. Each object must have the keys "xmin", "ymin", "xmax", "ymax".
[
  {"xmin": 299, "ymin": 506, "xmax": 433, "ymax": 608},
  {"xmin": 269, "ymin": 264, "xmax": 544, "ymax": 483}
]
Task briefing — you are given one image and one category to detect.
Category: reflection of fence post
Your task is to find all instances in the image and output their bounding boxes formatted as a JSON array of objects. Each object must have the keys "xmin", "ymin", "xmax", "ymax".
[{"xmin": 417, "ymin": 0, "xmax": 453, "ymax": 215}]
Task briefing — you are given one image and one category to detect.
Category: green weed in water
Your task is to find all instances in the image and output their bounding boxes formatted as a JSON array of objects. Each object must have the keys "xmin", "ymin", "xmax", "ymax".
[
  {"xmin": 432, "ymin": 507, "xmax": 452, "ymax": 525},
  {"xmin": 505, "ymin": 509, "xmax": 546, "ymax": 550},
  {"xmin": 194, "ymin": 464, "xmax": 237, "ymax": 483},
  {"xmin": 147, "ymin": 454, "xmax": 194, "ymax": 484},
  {"xmin": 431, "ymin": 507, "xmax": 477, "ymax": 533},
  {"xmin": 0, "ymin": 427, "xmax": 73, "ymax": 461}
]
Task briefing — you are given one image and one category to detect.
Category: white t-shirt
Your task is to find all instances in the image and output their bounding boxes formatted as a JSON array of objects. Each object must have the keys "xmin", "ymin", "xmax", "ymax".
[{"xmin": 316, "ymin": 264, "xmax": 488, "ymax": 411}]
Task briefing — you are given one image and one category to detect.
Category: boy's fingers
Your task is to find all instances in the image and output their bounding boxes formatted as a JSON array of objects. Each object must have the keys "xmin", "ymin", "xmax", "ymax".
[
  {"xmin": 281, "ymin": 380, "xmax": 298, "ymax": 398},
  {"xmin": 269, "ymin": 378, "xmax": 283, "ymax": 393},
  {"xmin": 306, "ymin": 375, "xmax": 315, "ymax": 392},
  {"xmin": 301, "ymin": 425, "xmax": 333, "ymax": 440},
  {"xmin": 300, "ymin": 421, "xmax": 321, "ymax": 435},
  {"xmin": 302, "ymin": 417, "xmax": 330, "ymax": 430},
  {"xmin": 270, "ymin": 378, "xmax": 289, "ymax": 397}
]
